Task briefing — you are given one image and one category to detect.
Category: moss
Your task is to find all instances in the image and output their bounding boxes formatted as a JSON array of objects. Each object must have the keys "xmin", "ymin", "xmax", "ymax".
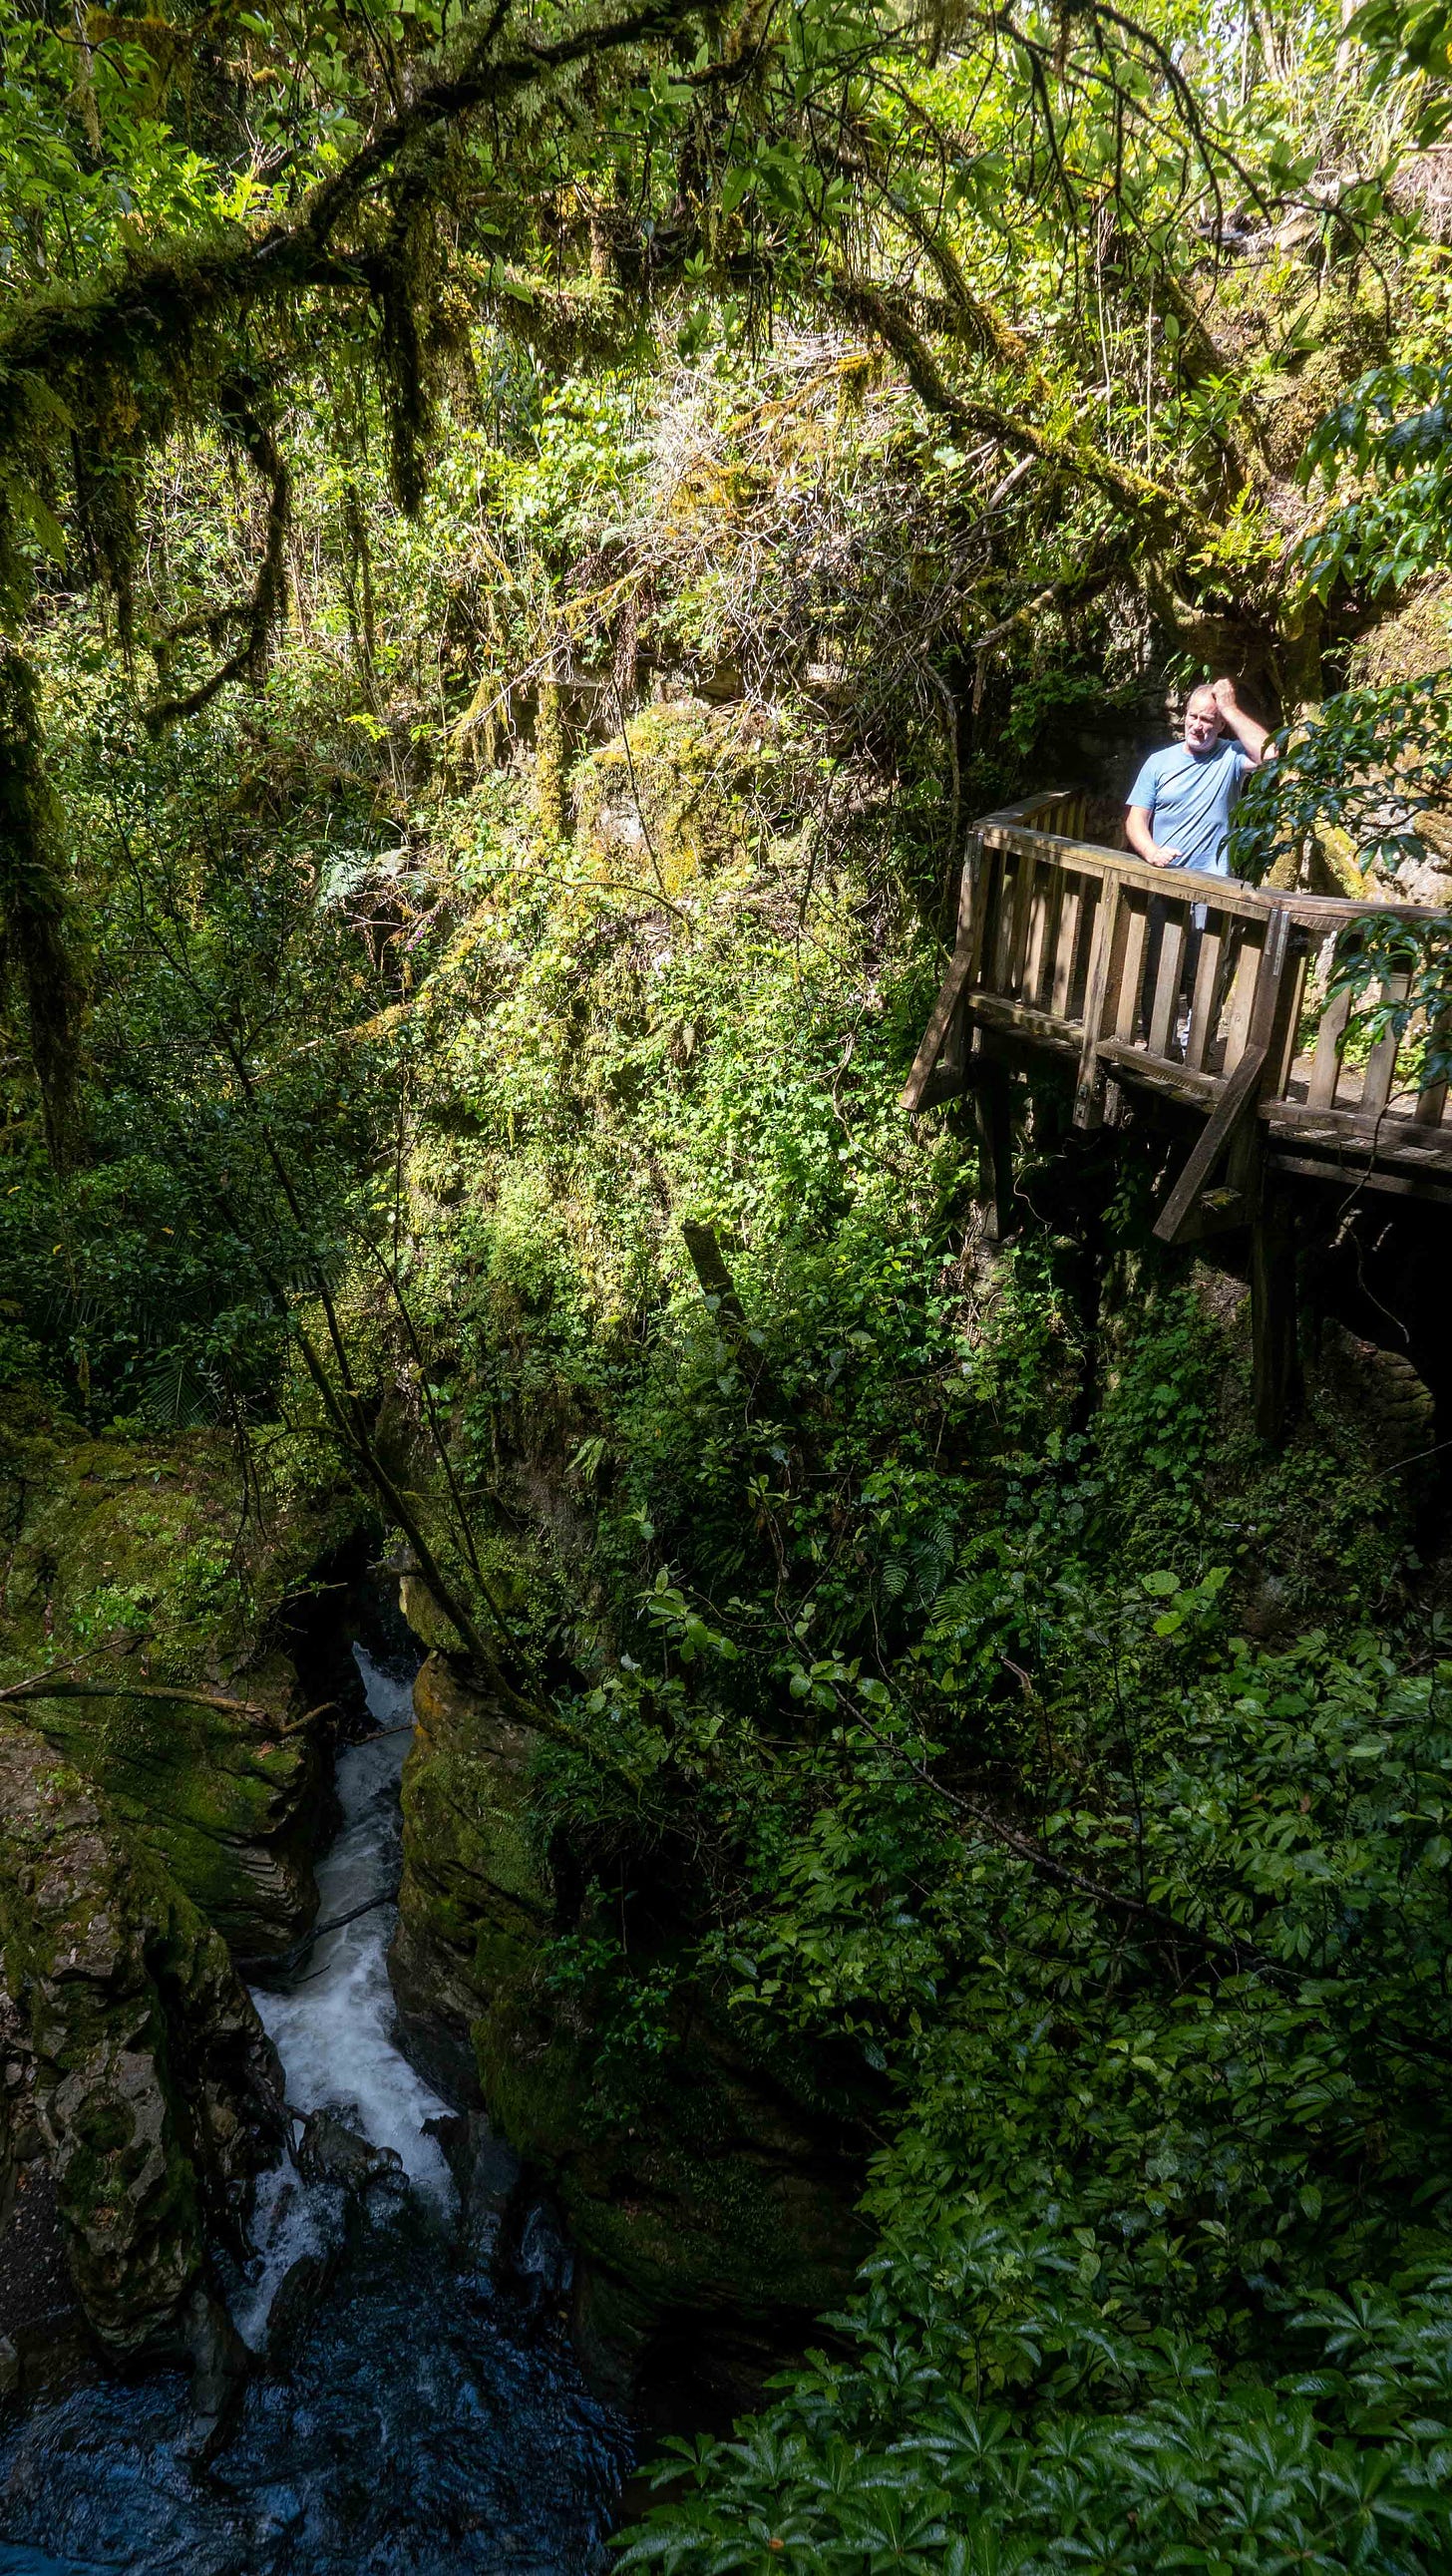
[
  {"xmin": 1352, "ymin": 580, "xmax": 1452, "ymax": 690},
  {"xmin": 570, "ymin": 702, "xmax": 758, "ymax": 899},
  {"xmin": 394, "ymin": 1650, "xmax": 868, "ymax": 2379},
  {"xmin": 535, "ymin": 677, "xmax": 570, "ymax": 842},
  {"xmin": 0, "ymin": 1721, "xmax": 283, "ymax": 2357},
  {"xmin": 0, "ymin": 642, "xmax": 85, "ymax": 1167},
  {"xmin": 0, "ymin": 1400, "xmax": 354, "ymax": 1955}
]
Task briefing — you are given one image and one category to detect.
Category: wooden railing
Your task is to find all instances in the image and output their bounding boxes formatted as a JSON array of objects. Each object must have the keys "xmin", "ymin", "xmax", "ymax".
[{"xmin": 906, "ymin": 789, "xmax": 1452, "ymax": 1217}]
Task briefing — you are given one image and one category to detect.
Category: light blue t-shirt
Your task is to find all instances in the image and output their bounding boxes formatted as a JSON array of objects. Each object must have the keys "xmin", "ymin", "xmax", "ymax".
[{"xmin": 1126, "ymin": 739, "xmax": 1253, "ymax": 877}]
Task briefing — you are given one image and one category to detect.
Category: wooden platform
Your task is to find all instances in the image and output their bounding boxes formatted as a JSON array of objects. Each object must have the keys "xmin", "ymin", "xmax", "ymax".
[{"xmin": 905, "ymin": 789, "xmax": 1452, "ymax": 1437}]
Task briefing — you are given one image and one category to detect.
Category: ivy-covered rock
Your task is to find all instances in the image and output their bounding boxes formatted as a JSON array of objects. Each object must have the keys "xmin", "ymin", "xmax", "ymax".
[{"xmin": 0, "ymin": 1720, "xmax": 285, "ymax": 2367}]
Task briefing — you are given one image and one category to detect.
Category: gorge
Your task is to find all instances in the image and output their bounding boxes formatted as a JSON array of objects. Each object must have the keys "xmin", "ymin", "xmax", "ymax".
[{"xmin": 4, "ymin": 0, "xmax": 1452, "ymax": 2563}]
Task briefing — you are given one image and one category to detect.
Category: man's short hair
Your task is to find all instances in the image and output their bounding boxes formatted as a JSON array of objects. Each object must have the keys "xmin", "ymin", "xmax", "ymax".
[{"xmin": 1186, "ymin": 683, "xmax": 1219, "ymax": 710}]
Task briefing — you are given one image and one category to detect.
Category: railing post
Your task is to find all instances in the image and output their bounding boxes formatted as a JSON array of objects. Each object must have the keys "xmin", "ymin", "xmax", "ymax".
[
  {"xmin": 1073, "ymin": 880, "xmax": 1127, "ymax": 1129},
  {"xmin": 901, "ymin": 832, "xmax": 987, "ymax": 1113},
  {"xmin": 974, "ymin": 1063, "xmax": 1016, "ymax": 1242}
]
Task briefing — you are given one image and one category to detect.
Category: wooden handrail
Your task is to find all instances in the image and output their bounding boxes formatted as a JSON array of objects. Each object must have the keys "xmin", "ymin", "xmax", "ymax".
[
  {"xmin": 907, "ymin": 794, "xmax": 1452, "ymax": 1443},
  {"xmin": 906, "ymin": 804, "xmax": 1452, "ymax": 1180}
]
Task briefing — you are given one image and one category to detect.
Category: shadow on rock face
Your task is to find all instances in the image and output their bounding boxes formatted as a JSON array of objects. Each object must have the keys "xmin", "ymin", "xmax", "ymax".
[{"xmin": 392, "ymin": 1650, "xmax": 876, "ymax": 2427}]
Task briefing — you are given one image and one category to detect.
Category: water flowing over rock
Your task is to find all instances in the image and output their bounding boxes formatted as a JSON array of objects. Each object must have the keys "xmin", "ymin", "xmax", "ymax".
[{"xmin": 0, "ymin": 1645, "xmax": 630, "ymax": 2573}]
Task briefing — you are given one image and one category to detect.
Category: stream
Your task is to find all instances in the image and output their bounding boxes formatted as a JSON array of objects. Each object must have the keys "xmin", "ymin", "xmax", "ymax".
[{"xmin": 0, "ymin": 1649, "xmax": 631, "ymax": 2576}]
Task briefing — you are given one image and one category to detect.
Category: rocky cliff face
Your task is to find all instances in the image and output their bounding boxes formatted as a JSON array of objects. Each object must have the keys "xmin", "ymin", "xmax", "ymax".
[
  {"xmin": 0, "ymin": 1400, "xmax": 352, "ymax": 1960},
  {"xmin": 0, "ymin": 1721, "xmax": 286, "ymax": 2384},
  {"xmin": 392, "ymin": 1651, "xmax": 870, "ymax": 2419}
]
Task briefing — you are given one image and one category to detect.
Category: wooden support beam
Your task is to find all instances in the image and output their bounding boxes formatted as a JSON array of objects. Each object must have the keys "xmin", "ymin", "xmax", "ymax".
[
  {"xmin": 902, "ymin": 835, "xmax": 987, "ymax": 1112},
  {"xmin": 1251, "ymin": 1180, "xmax": 1300, "ymax": 1445},
  {"xmin": 1170, "ymin": 1186, "xmax": 1250, "ymax": 1244},
  {"xmin": 1152, "ymin": 912, "xmax": 1293, "ymax": 1245},
  {"xmin": 974, "ymin": 1065, "xmax": 1016, "ymax": 1243}
]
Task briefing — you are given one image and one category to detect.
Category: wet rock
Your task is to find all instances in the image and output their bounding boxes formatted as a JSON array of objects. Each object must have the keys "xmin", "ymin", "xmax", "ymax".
[
  {"xmin": 0, "ymin": 1721, "xmax": 286, "ymax": 2366},
  {"xmin": 263, "ymin": 2245, "xmax": 342, "ymax": 2367},
  {"xmin": 505, "ymin": 2197, "xmax": 573, "ymax": 2316},
  {"xmin": 390, "ymin": 1648, "xmax": 551, "ymax": 2103},
  {"xmin": 460, "ymin": 2116, "xmax": 526, "ymax": 2269},
  {"xmin": 295, "ymin": 2108, "xmax": 404, "ymax": 2195},
  {"xmin": 179, "ymin": 2278, "xmax": 250, "ymax": 2433}
]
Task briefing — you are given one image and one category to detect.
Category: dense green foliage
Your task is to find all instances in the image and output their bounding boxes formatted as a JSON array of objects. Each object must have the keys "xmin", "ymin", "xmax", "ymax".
[{"xmin": 2, "ymin": 0, "xmax": 1452, "ymax": 2557}]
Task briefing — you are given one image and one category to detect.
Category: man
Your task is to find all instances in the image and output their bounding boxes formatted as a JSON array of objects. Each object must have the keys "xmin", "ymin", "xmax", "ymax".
[
  {"xmin": 1123, "ymin": 678, "xmax": 1274, "ymax": 1053},
  {"xmin": 1125, "ymin": 676, "xmax": 1273, "ymax": 877}
]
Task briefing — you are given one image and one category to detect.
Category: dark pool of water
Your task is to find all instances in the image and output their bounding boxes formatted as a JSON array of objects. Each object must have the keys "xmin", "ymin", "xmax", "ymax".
[{"xmin": 0, "ymin": 2196, "xmax": 629, "ymax": 2573}]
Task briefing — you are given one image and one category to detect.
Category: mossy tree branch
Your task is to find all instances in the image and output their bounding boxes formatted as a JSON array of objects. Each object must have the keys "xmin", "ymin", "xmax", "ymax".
[{"xmin": 827, "ymin": 272, "xmax": 1218, "ymax": 556}]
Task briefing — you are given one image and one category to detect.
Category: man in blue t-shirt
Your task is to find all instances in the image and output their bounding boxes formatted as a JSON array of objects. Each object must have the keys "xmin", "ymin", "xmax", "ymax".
[{"xmin": 1125, "ymin": 677, "xmax": 1272, "ymax": 876}]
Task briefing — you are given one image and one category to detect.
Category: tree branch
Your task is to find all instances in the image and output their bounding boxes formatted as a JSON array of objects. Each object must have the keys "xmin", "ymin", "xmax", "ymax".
[{"xmin": 829, "ymin": 272, "xmax": 1217, "ymax": 552}]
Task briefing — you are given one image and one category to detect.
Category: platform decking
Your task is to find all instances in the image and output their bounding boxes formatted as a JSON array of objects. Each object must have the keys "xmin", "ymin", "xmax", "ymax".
[{"xmin": 905, "ymin": 788, "xmax": 1452, "ymax": 1437}]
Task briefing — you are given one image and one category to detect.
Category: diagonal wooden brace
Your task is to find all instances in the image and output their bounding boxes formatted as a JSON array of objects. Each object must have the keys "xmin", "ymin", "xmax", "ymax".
[
  {"xmin": 1152, "ymin": 908, "xmax": 1293, "ymax": 1248},
  {"xmin": 902, "ymin": 836, "xmax": 986, "ymax": 1112},
  {"xmin": 1152, "ymin": 1038, "xmax": 1269, "ymax": 1245}
]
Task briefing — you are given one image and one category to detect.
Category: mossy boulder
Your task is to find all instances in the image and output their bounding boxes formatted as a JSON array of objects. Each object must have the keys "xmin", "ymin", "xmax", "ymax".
[
  {"xmin": 0, "ymin": 1399, "xmax": 350, "ymax": 1958},
  {"xmin": 0, "ymin": 1720, "xmax": 285, "ymax": 2364},
  {"xmin": 393, "ymin": 1650, "xmax": 870, "ymax": 2414},
  {"xmin": 570, "ymin": 701, "xmax": 760, "ymax": 899}
]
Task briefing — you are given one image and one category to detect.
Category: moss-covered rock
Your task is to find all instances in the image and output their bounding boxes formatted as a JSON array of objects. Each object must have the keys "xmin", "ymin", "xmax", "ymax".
[
  {"xmin": 0, "ymin": 1398, "xmax": 350, "ymax": 1957},
  {"xmin": 391, "ymin": 1648, "xmax": 552, "ymax": 2094},
  {"xmin": 393, "ymin": 1650, "xmax": 869, "ymax": 2415},
  {"xmin": 570, "ymin": 700, "xmax": 760, "ymax": 899},
  {"xmin": 0, "ymin": 1719, "xmax": 285, "ymax": 2364}
]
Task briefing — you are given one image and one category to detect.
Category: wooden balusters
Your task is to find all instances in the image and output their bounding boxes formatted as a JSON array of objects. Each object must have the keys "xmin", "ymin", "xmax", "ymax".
[
  {"xmin": 906, "ymin": 813, "xmax": 1452, "ymax": 1383},
  {"xmin": 1359, "ymin": 974, "xmax": 1410, "ymax": 1115},
  {"xmin": 1073, "ymin": 881, "xmax": 1123, "ymax": 1128},
  {"xmin": 1113, "ymin": 896, "xmax": 1151, "ymax": 1045},
  {"xmin": 1007, "ymin": 850, "xmax": 1041, "ymax": 994},
  {"xmin": 1414, "ymin": 1004, "xmax": 1452, "ymax": 1127},
  {"xmin": 1220, "ymin": 922, "xmax": 1265, "ymax": 1073},
  {"xmin": 1146, "ymin": 907, "xmax": 1188, "ymax": 1059},
  {"xmin": 1183, "ymin": 915, "xmax": 1226, "ymax": 1072},
  {"xmin": 1048, "ymin": 873, "xmax": 1084, "ymax": 1019},
  {"xmin": 1306, "ymin": 985, "xmax": 1351, "ymax": 1107}
]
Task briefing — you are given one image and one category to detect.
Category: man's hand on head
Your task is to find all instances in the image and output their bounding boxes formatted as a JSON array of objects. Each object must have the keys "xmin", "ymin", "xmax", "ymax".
[{"xmin": 1208, "ymin": 675, "xmax": 1272, "ymax": 764}]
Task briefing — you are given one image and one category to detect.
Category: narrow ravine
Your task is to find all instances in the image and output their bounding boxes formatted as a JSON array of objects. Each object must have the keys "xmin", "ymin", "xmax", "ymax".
[{"xmin": 0, "ymin": 1651, "xmax": 630, "ymax": 2576}]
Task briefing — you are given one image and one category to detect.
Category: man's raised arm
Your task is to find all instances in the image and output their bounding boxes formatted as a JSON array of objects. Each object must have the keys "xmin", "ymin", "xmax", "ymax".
[{"xmin": 1212, "ymin": 676, "xmax": 1273, "ymax": 764}]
